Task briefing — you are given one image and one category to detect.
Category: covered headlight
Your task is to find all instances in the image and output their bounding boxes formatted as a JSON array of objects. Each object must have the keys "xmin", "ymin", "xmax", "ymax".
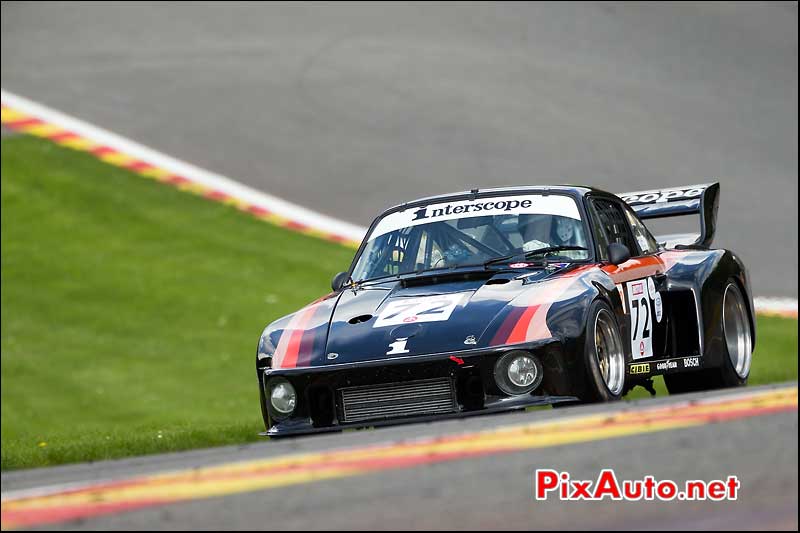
[
  {"xmin": 257, "ymin": 328, "xmax": 277, "ymax": 363},
  {"xmin": 494, "ymin": 350, "xmax": 543, "ymax": 395},
  {"xmin": 268, "ymin": 378, "xmax": 296, "ymax": 417}
]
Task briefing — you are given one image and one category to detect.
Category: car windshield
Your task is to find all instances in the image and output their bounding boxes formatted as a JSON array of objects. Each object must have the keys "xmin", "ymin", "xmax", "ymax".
[{"xmin": 351, "ymin": 193, "xmax": 591, "ymax": 282}]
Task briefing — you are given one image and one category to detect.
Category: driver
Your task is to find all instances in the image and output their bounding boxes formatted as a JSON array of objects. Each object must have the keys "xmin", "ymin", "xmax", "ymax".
[
  {"xmin": 552, "ymin": 216, "xmax": 582, "ymax": 247},
  {"xmin": 518, "ymin": 214, "xmax": 586, "ymax": 258},
  {"xmin": 441, "ymin": 242, "xmax": 470, "ymax": 266}
]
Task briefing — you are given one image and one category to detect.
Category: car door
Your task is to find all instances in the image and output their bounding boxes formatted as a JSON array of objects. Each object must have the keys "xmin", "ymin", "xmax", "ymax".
[{"xmin": 588, "ymin": 196, "xmax": 667, "ymax": 362}]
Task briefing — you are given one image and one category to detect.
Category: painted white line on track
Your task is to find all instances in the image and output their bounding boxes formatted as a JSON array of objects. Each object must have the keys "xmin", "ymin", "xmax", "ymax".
[
  {"xmin": 754, "ymin": 297, "xmax": 798, "ymax": 316},
  {"xmin": 0, "ymin": 479, "xmax": 115, "ymax": 503},
  {"xmin": 0, "ymin": 89, "xmax": 368, "ymax": 243},
  {"xmin": 1, "ymin": 89, "xmax": 796, "ymax": 315}
]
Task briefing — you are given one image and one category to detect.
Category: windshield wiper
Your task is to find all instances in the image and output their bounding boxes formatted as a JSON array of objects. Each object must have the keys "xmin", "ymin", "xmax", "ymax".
[
  {"xmin": 522, "ymin": 245, "xmax": 588, "ymax": 257},
  {"xmin": 355, "ymin": 265, "xmax": 474, "ymax": 285},
  {"xmin": 483, "ymin": 245, "xmax": 588, "ymax": 268},
  {"xmin": 483, "ymin": 254, "xmax": 545, "ymax": 268}
]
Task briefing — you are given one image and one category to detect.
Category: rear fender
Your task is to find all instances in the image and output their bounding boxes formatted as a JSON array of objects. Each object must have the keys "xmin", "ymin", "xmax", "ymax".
[{"xmin": 662, "ymin": 249, "xmax": 754, "ymax": 369}]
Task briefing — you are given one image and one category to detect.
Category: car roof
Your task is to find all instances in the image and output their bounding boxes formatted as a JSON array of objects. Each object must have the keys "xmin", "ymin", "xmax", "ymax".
[{"xmin": 381, "ymin": 184, "xmax": 613, "ymax": 215}]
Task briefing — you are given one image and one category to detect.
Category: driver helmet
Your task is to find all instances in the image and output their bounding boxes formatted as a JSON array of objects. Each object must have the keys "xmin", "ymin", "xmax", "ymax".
[{"xmin": 551, "ymin": 216, "xmax": 582, "ymax": 246}]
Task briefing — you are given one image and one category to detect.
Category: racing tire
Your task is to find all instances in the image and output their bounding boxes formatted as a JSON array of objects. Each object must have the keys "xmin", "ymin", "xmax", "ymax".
[
  {"xmin": 665, "ymin": 280, "xmax": 752, "ymax": 394},
  {"xmin": 575, "ymin": 299, "xmax": 627, "ymax": 402}
]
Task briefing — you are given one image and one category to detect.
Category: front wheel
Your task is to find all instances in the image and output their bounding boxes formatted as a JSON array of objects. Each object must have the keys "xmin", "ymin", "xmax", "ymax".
[
  {"xmin": 575, "ymin": 300, "xmax": 626, "ymax": 402},
  {"xmin": 665, "ymin": 280, "xmax": 753, "ymax": 394}
]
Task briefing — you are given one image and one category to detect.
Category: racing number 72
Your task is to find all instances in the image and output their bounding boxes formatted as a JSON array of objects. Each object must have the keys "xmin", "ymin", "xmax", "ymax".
[
  {"xmin": 380, "ymin": 301, "xmax": 417, "ymax": 321},
  {"xmin": 630, "ymin": 297, "xmax": 651, "ymax": 339},
  {"xmin": 381, "ymin": 299, "xmax": 450, "ymax": 321}
]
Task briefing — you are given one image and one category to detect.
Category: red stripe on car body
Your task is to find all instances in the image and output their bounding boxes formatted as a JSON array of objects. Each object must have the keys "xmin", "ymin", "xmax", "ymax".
[{"xmin": 275, "ymin": 304, "xmax": 321, "ymax": 369}]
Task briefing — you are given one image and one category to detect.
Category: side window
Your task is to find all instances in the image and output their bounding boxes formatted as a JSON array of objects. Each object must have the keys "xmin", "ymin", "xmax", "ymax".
[
  {"xmin": 623, "ymin": 205, "xmax": 659, "ymax": 255},
  {"xmin": 590, "ymin": 199, "xmax": 637, "ymax": 258},
  {"xmin": 588, "ymin": 203, "xmax": 612, "ymax": 261}
]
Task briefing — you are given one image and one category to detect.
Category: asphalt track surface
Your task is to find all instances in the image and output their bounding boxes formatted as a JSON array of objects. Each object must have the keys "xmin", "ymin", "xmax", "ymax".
[
  {"xmin": 1, "ymin": 3, "xmax": 798, "ymax": 530},
  {"xmin": 1, "ymin": 1, "xmax": 797, "ymax": 297},
  {"xmin": 1, "ymin": 384, "xmax": 797, "ymax": 530}
]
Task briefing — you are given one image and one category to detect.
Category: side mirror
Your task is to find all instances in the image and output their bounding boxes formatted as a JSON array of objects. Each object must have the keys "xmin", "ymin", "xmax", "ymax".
[
  {"xmin": 331, "ymin": 271, "xmax": 350, "ymax": 292},
  {"xmin": 607, "ymin": 243, "xmax": 631, "ymax": 266}
]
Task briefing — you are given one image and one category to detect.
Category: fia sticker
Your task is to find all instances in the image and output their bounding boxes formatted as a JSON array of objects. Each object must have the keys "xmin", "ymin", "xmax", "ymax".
[
  {"xmin": 654, "ymin": 292, "xmax": 663, "ymax": 323},
  {"xmin": 648, "ymin": 277, "xmax": 657, "ymax": 299},
  {"xmin": 631, "ymin": 281, "xmax": 644, "ymax": 296}
]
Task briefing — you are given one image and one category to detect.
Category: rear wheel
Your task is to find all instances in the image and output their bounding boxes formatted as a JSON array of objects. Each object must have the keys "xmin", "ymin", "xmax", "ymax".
[
  {"xmin": 721, "ymin": 282, "xmax": 753, "ymax": 382},
  {"xmin": 665, "ymin": 280, "xmax": 752, "ymax": 394},
  {"xmin": 575, "ymin": 300, "xmax": 626, "ymax": 402}
]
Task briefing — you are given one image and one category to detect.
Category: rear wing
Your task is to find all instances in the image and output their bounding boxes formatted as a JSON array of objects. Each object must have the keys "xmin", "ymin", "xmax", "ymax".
[{"xmin": 618, "ymin": 183, "xmax": 720, "ymax": 248}]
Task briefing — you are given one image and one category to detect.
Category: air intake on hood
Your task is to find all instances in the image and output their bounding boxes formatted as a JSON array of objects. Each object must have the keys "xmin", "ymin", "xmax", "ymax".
[
  {"xmin": 401, "ymin": 270, "xmax": 495, "ymax": 288},
  {"xmin": 339, "ymin": 378, "xmax": 457, "ymax": 423}
]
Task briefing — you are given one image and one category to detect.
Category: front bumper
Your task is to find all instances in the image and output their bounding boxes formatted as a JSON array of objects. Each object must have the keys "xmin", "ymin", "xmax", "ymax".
[{"xmin": 258, "ymin": 339, "xmax": 581, "ymax": 437}]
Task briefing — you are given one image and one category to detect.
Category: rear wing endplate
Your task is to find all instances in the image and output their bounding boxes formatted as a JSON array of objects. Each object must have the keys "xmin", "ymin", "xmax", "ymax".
[{"xmin": 618, "ymin": 183, "xmax": 720, "ymax": 248}]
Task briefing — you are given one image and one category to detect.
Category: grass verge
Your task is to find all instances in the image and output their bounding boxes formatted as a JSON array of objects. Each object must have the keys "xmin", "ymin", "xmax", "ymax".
[
  {"xmin": 1, "ymin": 135, "xmax": 354, "ymax": 470},
  {"xmin": 1, "ymin": 135, "xmax": 797, "ymax": 469},
  {"xmin": 625, "ymin": 314, "xmax": 798, "ymax": 400}
]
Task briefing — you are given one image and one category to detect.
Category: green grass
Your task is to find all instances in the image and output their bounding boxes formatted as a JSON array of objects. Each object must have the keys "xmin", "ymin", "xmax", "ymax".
[
  {"xmin": 1, "ymin": 135, "xmax": 354, "ymax": 470},
  {"xmin": 625, "ymin": 314, "xmax": 798, "ymax": 400},
  {"xmin": 750, "ymin": 315, "xmax": 799, "ymax": 384},
  {"xmin": 1, "ymin": 135, "xmax": 797, "ymax": 470}
]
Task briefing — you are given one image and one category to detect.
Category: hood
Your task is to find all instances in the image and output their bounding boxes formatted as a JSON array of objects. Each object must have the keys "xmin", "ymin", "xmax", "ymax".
[{"xmin": 266, "ymin": 265, "xmax": 594, "ymax": 369}]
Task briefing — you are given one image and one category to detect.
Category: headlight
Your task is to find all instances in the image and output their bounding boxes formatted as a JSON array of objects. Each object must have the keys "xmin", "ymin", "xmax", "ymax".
[
  {"xmin": 494, "ymin": 351, "xmax": 543, "ymax": 395},
  {"xmin": 268, "ymin": 378, "xmax": 297, "ymax": 417}
]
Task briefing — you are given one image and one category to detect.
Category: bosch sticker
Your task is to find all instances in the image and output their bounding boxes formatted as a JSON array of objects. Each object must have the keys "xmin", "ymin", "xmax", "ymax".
[{"xmin": 683, "ymin": 356, "xmax": 700, "ymax": 368}]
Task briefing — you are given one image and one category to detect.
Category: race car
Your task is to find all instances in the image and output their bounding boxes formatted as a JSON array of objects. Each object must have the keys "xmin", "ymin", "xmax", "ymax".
[{"xmin": 256, "ymin": 183, "xmax": 755, "ymax": 436}]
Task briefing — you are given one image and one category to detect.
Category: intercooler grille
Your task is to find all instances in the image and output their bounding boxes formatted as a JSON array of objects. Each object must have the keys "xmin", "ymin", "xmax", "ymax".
[{"xmin": 339, "ymin": 377, "xmax": 457, "ymax": 424}]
